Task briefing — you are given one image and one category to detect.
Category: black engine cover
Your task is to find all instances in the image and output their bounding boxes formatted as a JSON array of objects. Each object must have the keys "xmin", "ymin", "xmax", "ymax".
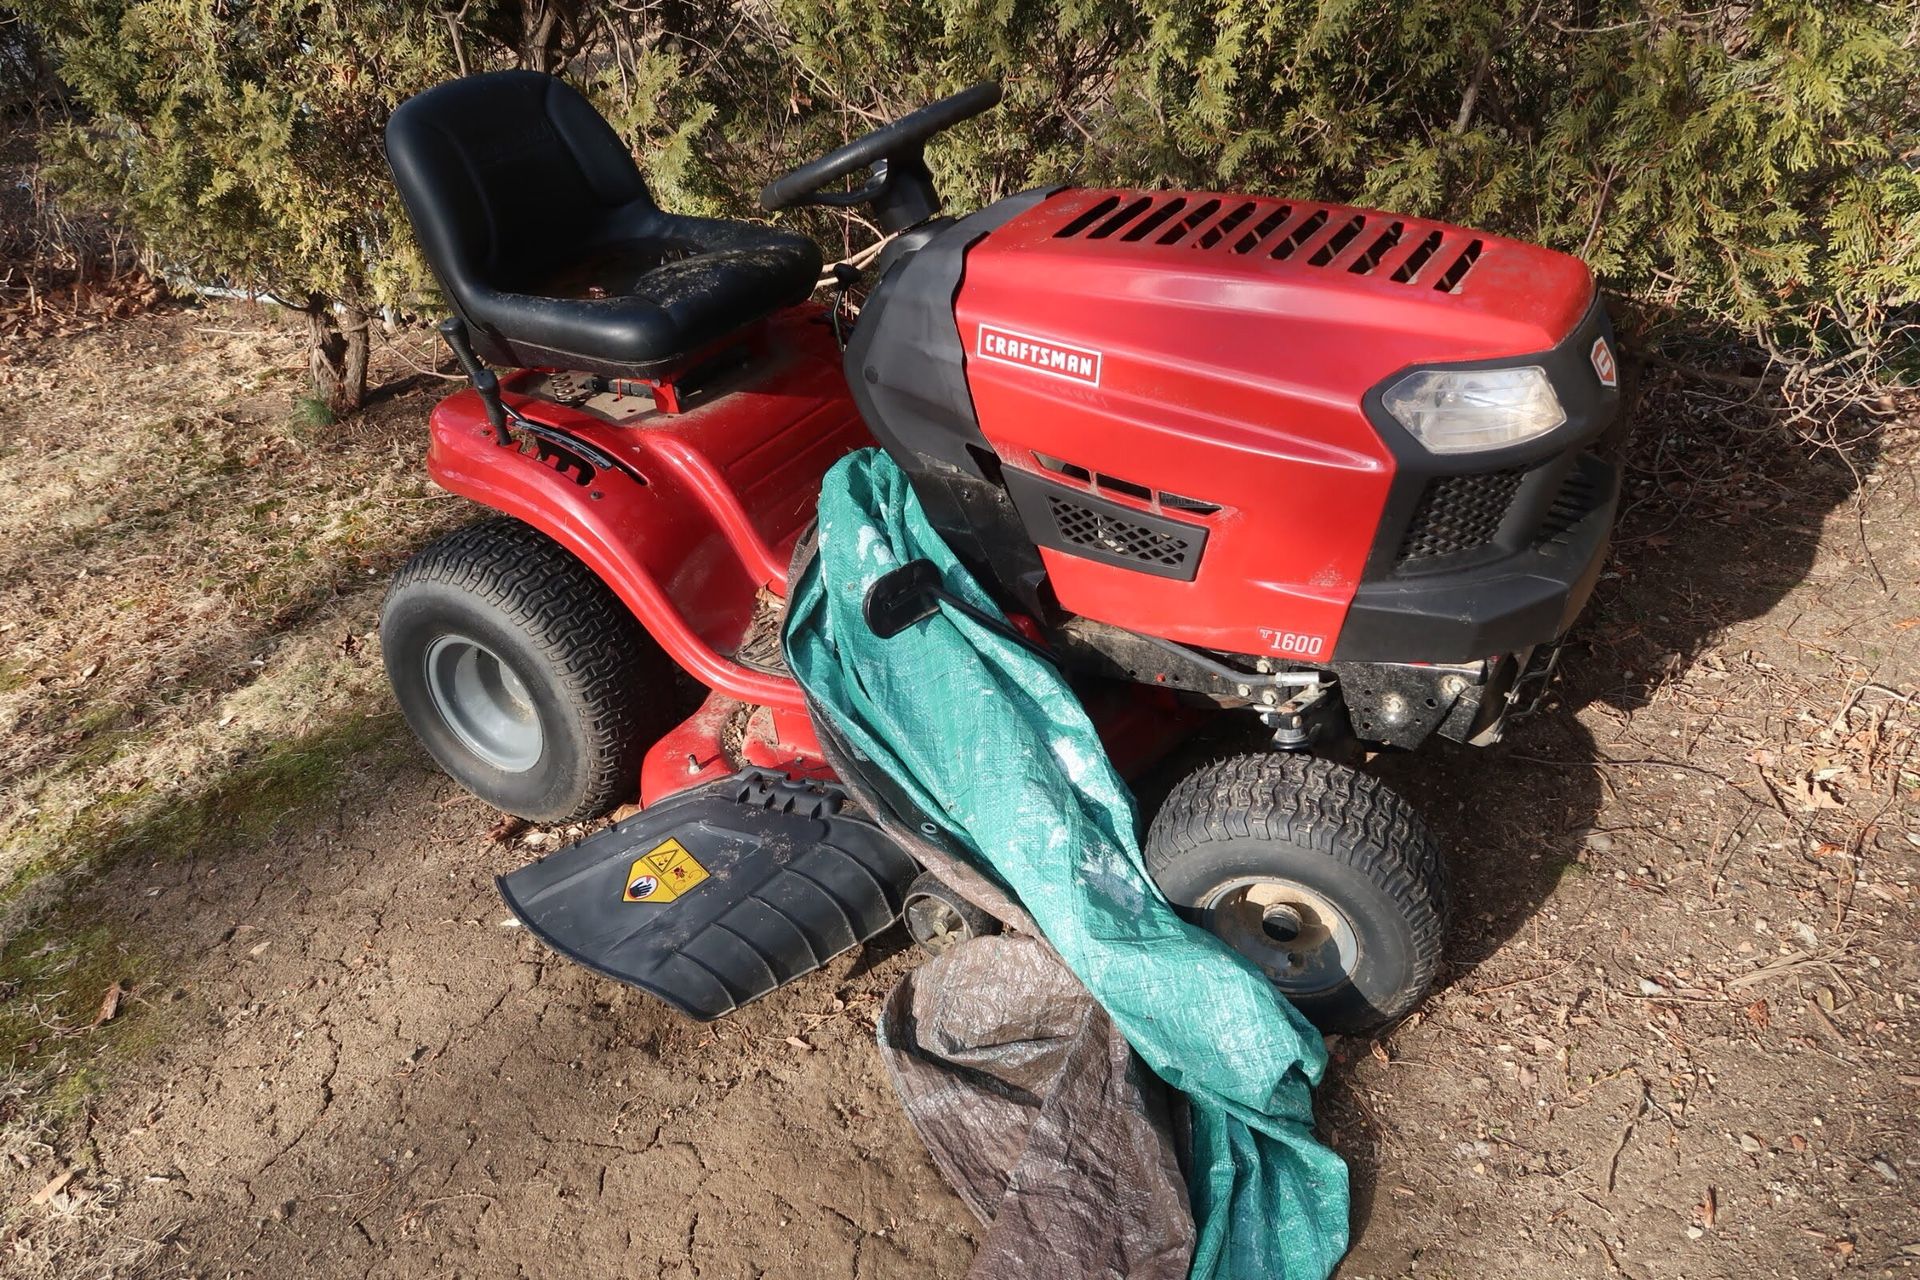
[{"xmin": 844, "ymin": 187, "xmax": 1059, "ymax": 615}]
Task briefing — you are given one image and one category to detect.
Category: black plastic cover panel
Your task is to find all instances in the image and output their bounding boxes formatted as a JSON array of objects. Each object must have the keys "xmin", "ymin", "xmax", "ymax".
[
  {"xmin": 498, "ymin": 771, "xmax": 918, "ymax": 1020},
  {"xmin": 1334, "ymin": 294, "xmax": 1625, "ymax": 662},
  {"xmin": 1001, "ymin": 468, "xmax": 1208, "ymax": 581},
  {"xmin": 844, "ymin": 187, "xmax": 1061, "ymax": 611}
]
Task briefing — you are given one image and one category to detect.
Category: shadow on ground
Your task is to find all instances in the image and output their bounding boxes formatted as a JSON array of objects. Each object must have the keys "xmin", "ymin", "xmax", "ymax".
[{"xmin": 1326, "ymin": 377, "xmax": 1874, "ymax": 1242}]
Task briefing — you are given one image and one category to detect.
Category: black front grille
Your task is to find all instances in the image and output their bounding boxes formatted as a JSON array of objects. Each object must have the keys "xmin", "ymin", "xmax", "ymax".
[
  {"xmin": 1396, "ymin": 468, "xmax": 1526, "ymax": 565},
  {"xmin": 1002, "ymin": 468, "xmax": 1209, "ymax": 581},
  {"xmin": 1535, "ymin": 457, "xmax": 1609, "ymax": 554},
  {"xmin": 1047, "ymin": 495, "xmax": 1199, "ymax": 570}
]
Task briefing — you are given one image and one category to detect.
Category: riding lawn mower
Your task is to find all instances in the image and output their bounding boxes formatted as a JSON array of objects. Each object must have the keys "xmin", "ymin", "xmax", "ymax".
[{"xmin": 379, "ymin": 73, "xmax": 1624, "ymax": 1033}]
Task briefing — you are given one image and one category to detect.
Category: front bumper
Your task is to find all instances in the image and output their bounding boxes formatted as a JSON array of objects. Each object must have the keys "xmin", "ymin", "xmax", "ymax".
[{"xmin": 1333, "ymin": 449, "xmax": 1619, "ymax": 663}]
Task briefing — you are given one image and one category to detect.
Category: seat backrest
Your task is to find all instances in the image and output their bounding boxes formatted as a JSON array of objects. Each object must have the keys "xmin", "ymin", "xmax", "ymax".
[{"xmin": 386, "ymin": 71, "xmax": 654, "ymax": 319}]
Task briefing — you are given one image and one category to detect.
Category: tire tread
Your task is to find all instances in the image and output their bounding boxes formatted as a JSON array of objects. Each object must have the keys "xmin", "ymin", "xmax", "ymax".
[
  {"xmin": 384, "ymin": 517, "xmax": 663, "ymax": 822},
  {"xmin": 1145, "ymin": 752, "xmax": 1447, "ymax": 1026}
]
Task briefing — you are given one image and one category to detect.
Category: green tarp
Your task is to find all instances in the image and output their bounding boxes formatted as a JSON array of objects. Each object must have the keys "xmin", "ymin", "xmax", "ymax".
[{"xmin": 784, "ymin": 449, "xmax": 1349, "ymax": 1279}]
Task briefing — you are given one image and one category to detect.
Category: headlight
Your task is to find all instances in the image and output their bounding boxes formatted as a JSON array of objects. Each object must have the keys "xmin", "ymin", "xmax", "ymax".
[{"xmin": 1381, "ymin": 366, "xmax": 1565, "ymax": 454}]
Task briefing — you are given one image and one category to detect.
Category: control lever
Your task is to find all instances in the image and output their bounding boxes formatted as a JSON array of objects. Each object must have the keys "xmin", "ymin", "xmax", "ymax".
[
  {"xmin": 439, "ymin": 316, "xmax": 512, "ymax": 446},
  {"xmin": 862, "ymin": 559, "xmax": 1057, "ymax": 666},
  {"xmin": 828, "ymin": 262, "xmax": 863, "ymax": 350}
]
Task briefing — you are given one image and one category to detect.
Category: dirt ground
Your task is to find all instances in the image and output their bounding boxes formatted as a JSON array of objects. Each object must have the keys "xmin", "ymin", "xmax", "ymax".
[{"xmin": 1, "ymin": 293, "xmax": 1917, "ymax": 1280}]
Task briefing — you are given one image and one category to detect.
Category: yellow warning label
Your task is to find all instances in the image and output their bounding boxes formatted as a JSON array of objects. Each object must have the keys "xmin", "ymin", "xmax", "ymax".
[{"xmin": 621, "ymin": 837, "xmax": 711, "ymax": 903}]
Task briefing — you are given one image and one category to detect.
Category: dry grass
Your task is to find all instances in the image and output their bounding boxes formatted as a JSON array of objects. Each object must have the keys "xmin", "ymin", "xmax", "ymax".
[
  {"xmin": 0, "ymin": 306, "xmax": 466, "ymax": 938},
  {"xmin": 0, "ymin": 304, "xmax": 471, "ymax": 1198}
]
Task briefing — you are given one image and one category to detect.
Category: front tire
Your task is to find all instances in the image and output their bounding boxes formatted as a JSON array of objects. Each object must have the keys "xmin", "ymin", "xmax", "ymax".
[
  {"xmin": 1144, "ymin": 752, "xmax": 1446, "ymax": 1034},
  {"xmin": 381, "ymin": 517, "xmax": 667, "ymax": 823}
]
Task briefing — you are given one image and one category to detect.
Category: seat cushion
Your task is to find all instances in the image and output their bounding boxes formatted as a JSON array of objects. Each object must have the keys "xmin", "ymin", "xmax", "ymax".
[
  {"xmin": 468, "ymin": 211, "xmax": 822, "ymax": 375},
  {"xmin": 386, "ymin": 71, "xmax": 824, "ymax": 375}
]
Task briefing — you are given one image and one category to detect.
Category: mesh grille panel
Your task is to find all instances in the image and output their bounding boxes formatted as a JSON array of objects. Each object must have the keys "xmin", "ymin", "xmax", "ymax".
[
  {"xmin": 1396, "ymin": 469, "xmax": 1525, "ymax": 564},
  {"xmin": 1047, "ymin": 495, "xmax": 1201, "ymax": 571},
  {"xmin": 1535, "ymin": 459, "xmax": 1608, "ymax": 554}
]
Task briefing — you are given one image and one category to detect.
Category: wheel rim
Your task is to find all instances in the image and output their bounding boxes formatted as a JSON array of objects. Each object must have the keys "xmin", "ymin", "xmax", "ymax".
[
  {"xmin": 1201, "ymin": 877, "xmax": 1359, "ymax": 997},
  {"xmin": 904, "ymin": 893, "xmax": 971, "ymax": 955},
  {"xmin": 423, "ymin": 634, "xmax": 543, "ymax": 772}
]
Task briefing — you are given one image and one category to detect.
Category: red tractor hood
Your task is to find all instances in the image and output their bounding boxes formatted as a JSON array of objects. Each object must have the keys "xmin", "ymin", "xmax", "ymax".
[
  {"xmin": 965, "ymin": 188, "xmax": 1595, "ymax": 406},
  {"xmin": 950, "ymin": 188, "xmax": 1602, "ymax": 659}
]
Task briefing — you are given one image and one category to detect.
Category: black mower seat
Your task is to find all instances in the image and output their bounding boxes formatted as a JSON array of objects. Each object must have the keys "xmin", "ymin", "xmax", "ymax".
[{"xmin": 386, "ymin": 71, "xmax": 822, "ymax": 376}]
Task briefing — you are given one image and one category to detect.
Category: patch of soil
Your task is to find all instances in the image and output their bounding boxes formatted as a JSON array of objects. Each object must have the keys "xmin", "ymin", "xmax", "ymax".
[
  {"xmin": 1333, "ymin": 408, "xmax": 1920, "ymax": 1277},
  {"xmin": 23, "ymin": 766, "xmax": 978, "ymax": 1279}
]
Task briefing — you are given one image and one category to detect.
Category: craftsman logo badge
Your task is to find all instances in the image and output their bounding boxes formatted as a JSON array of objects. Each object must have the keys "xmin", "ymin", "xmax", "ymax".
[
  {"xmin": 975, "ymin": 324, "xmax": 1102, "ymax": 387},
  {"xmin": 1589, "ymin": 336, "xmax": 1618, "ymax": 388},
  {"xmin": 621, "ymin": 838, "xmax": 710, "ymax": 904}
]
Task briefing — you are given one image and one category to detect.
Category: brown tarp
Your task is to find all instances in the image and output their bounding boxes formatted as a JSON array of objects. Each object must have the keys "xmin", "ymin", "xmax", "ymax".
[
  {"xmin": 877, "ymin": 934, "xmax": 1194, "ymax": 1279},
  {"xmin": 854, "ymin": 794, "xmax": 1196, "ymax": 1280}
]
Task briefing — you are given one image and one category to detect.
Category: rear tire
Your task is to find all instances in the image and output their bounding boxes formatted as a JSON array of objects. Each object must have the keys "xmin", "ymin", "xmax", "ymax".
[
  {"xmin": 1144, "ymin": 752, "xmax": 1446, "ymax": 1034},
  {"xmin": 381, "ymin": 517, "xmax": 668, "ymax": 823}
]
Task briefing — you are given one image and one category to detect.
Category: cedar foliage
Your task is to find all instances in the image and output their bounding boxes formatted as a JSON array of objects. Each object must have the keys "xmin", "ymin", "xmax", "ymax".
[{"xmin": 13, "ymin": 1, "xmax": 1920, "ymax": 418}]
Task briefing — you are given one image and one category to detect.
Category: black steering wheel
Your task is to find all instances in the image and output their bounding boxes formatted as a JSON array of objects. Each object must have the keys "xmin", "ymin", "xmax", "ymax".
[{"xmin": 759, "ymin": 82, "xmax": 1003, "ymax": 232}]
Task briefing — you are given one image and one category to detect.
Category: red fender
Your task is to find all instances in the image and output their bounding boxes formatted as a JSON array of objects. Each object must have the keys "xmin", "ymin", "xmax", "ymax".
[{"xmin": 422, "ymin": 307, "xmax": 869, "ymax": 717}]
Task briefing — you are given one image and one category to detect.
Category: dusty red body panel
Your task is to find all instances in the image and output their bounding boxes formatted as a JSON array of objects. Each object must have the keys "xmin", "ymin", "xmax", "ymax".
[
  {"xmin": 639, "ymin": 680, "xmax": 1199, "ymax": 808},
  {"xmin": 425, "ymin": 306, "xmax": 862, "ymax": 716},
  {"xmin": 640, "ymin": 692, "xmax": 744, "ymax": 803},
  {"xmin": 956, "ymin": 189, "xmax": 1595, "ymax": 657}
]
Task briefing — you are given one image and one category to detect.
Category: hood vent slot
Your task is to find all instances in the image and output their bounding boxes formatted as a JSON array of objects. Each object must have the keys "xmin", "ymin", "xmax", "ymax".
[
  {"xmin": 1089, "ymin": 196, "xmax": 1154, "ymax": 239},
  {"xmin": 1234, "ymin": 205, "xmax": 1293, "ymax": 253},
  {"xmin": 1054, "ymin": 195, "xmax": 1122, "ymax": 239},
  {"xmin": 1051, "ymin": 193, "xmax": 1489, "ymax": 292},
  {"xmin": 1349, "ymin": 222, "xmax": 1404, "ymax": 275},
  {"xmin": 1307, "ymin": 214, "xmax": 1367, "ymax": 266},
  {"xmin": 1432, "ymin": 239, "xmax": 1483, "ymax": 292},
  {"xmin": 1391, "ymin": 230, "xmax": 1444, "ymax": 283},
  {"xmin": 1122, "ymin": 197, "xmax": 1188, "ymax": 242},
  {"xmin": 1034, "ymin": 453, "xmax": 1223, "ymax": 517},
  {"xmin": 1159, "ymin": 198, "xmax": 1222, "ymax": 244},
  {"xmin": 1198, "ymin": 202, "xmax": 1258, "ymax": 249},
  {"xmin": 1269, "ymin": 209, "xmax": 1328, "ymax": 261}
]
